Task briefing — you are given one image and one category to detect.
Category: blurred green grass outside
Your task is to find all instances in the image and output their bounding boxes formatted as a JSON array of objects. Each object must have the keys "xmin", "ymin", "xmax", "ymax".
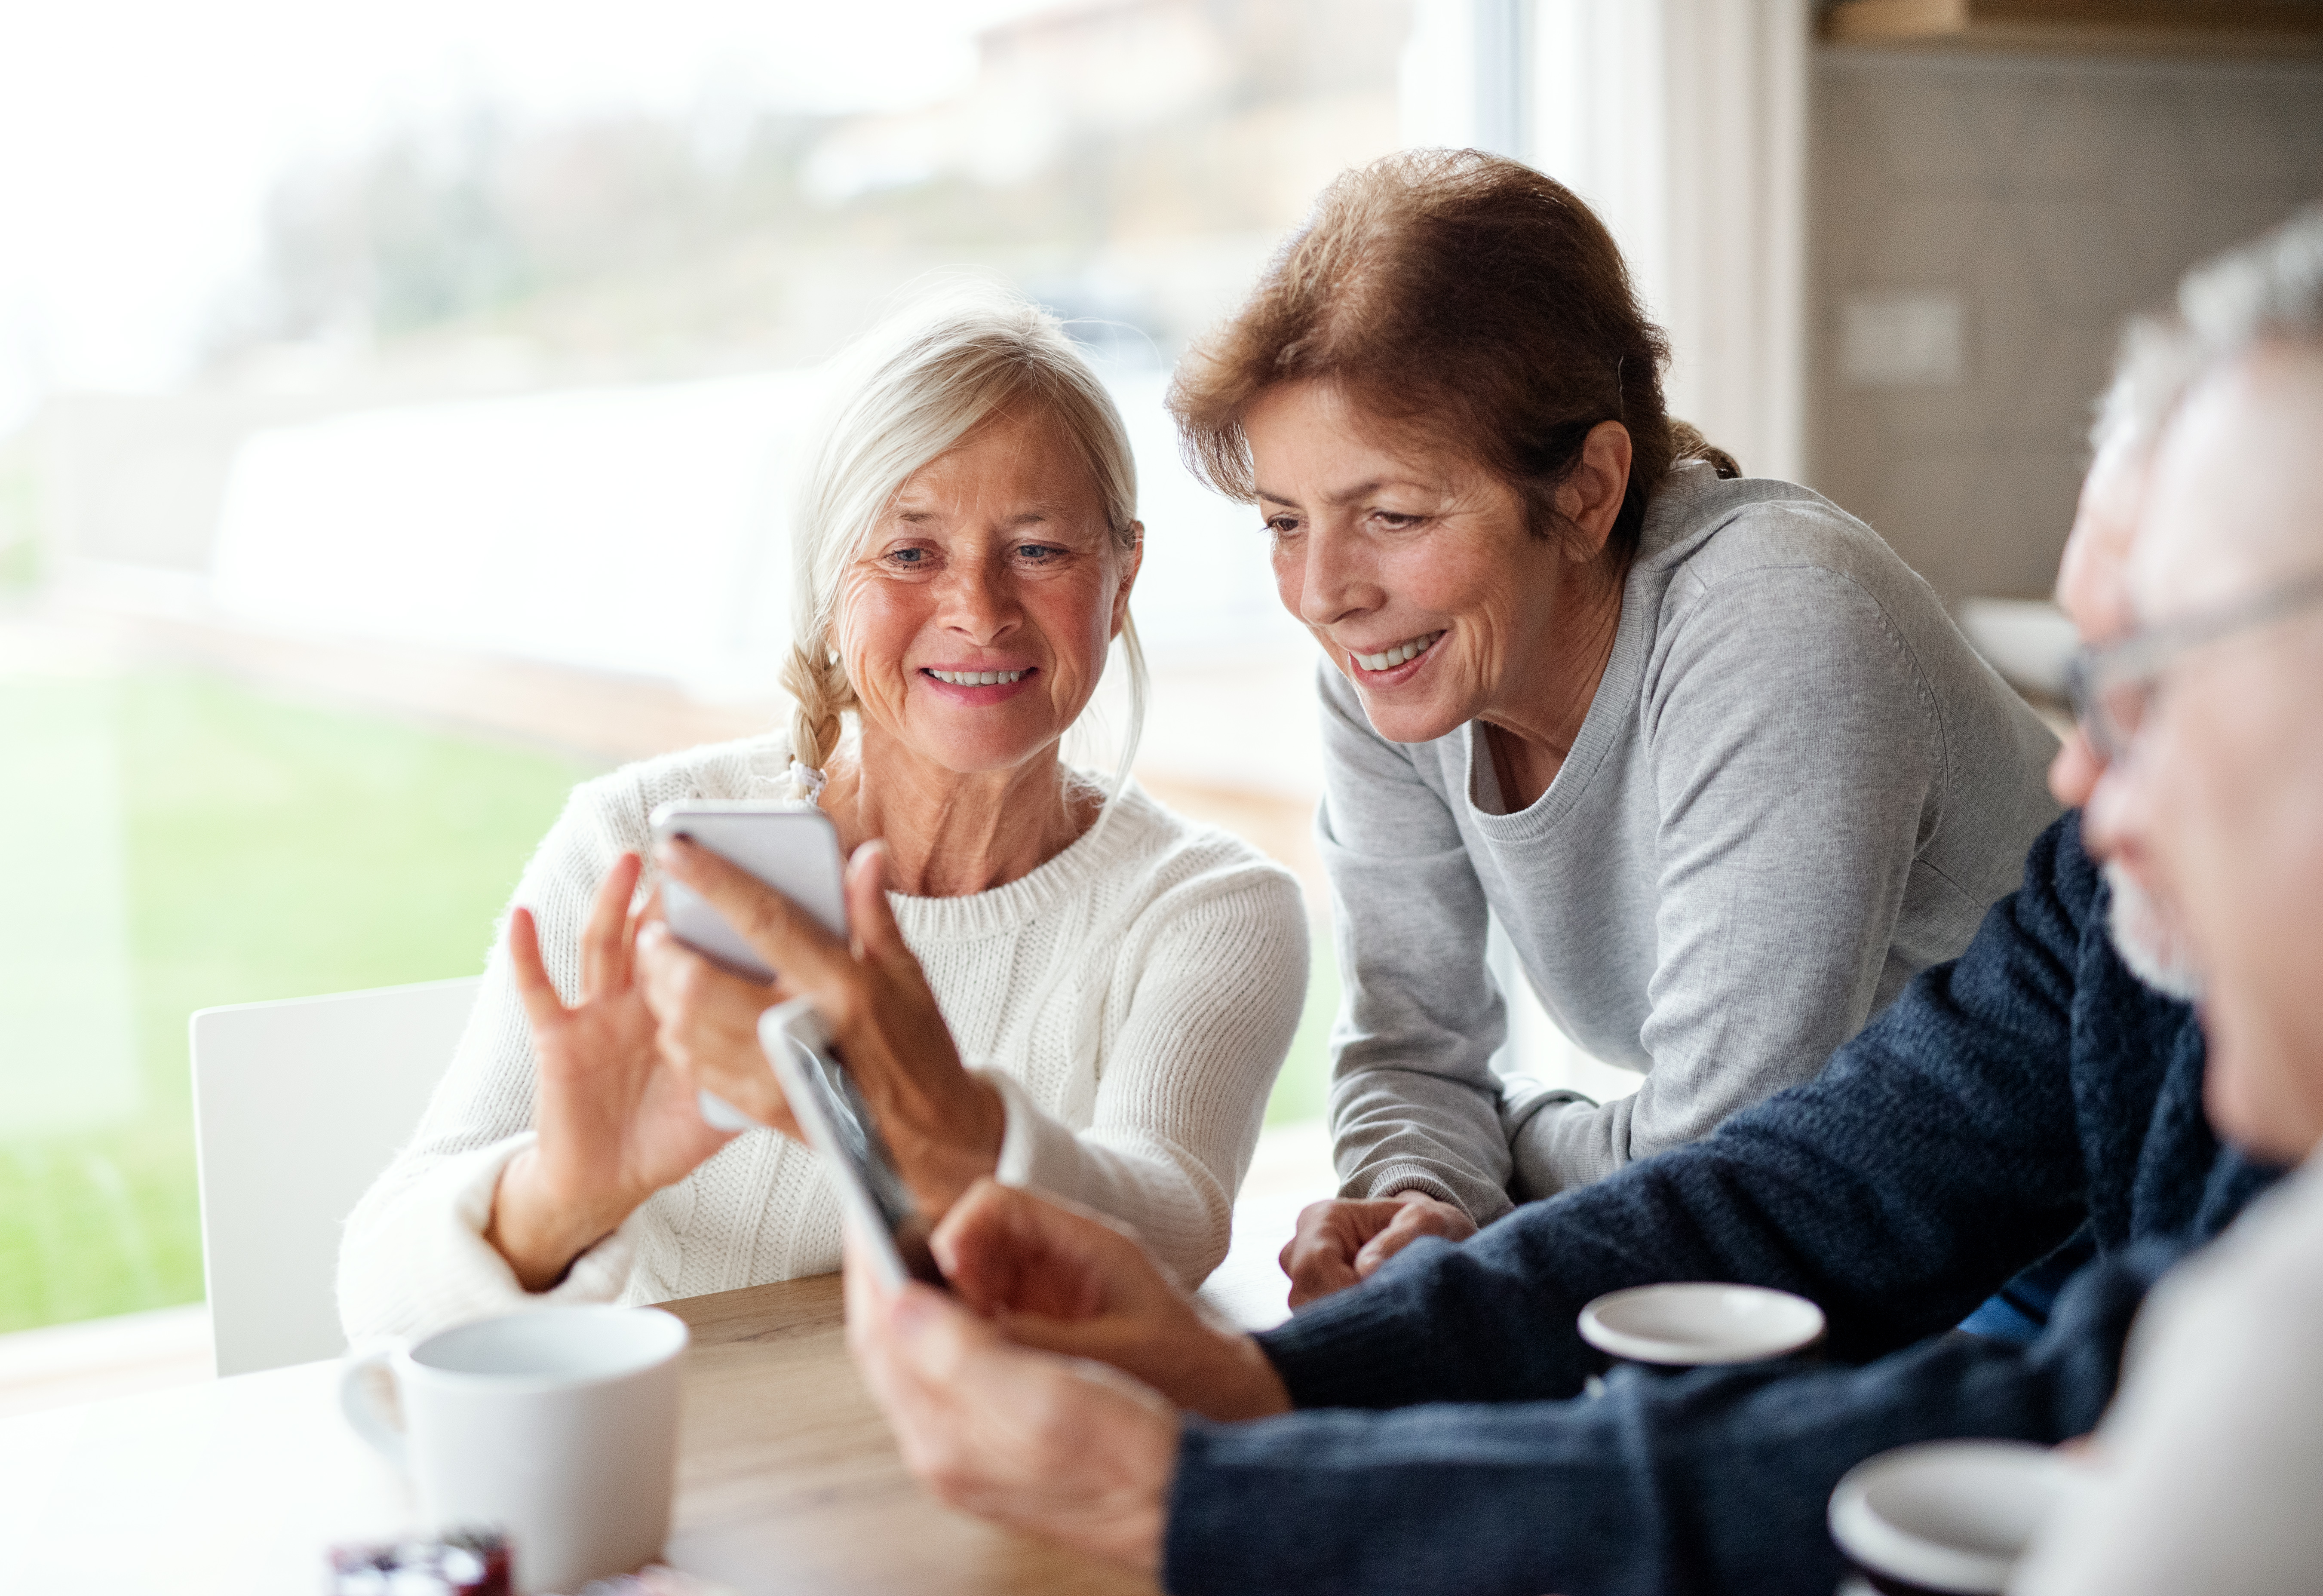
[{"xmin": 0, "ymin": 669, "xmax": 595, "ymax": 1335}]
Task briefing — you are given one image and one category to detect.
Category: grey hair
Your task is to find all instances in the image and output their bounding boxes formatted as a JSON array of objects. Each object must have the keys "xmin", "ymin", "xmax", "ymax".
[
  {"xmin": 2101, "ymin": 205, "xmax": 2323, "ymax": 453},
  {"xmin": 783, "ymin": 282, "xmax": 1148, "ymax": 818}
]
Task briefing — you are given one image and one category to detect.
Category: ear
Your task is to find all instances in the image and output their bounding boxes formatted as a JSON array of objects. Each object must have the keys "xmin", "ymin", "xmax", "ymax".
[
  {"xmin": 1556, "ymin": 423, "xmax": 1633, "ymax": 561},
  {"xmin": 1109, "ymin": 522, "xmax": 1145, "ymax": 638}
]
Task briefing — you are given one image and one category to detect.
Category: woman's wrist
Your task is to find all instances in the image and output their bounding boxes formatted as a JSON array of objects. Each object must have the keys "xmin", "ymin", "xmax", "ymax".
[
  {"xmin": 885, "ymin": 1074, "xmax": 1008, "ymax": 1214},
  {"xmin": 485, "ymin": 1148, "xmax": 640, "ymax": 1293}
]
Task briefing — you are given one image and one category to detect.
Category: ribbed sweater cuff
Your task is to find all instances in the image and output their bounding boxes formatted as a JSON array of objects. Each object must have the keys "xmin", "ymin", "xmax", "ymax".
[
  {"xmin": 1353, "ymin": 1162, "xmax": 1513, "ymax": 1227},
  {"xmin": 1252, "ymin": 1250, "xmax": 1462, "ymax": 1412},
  {"xmin": 353, "ymin": 1133, "xmax": 645, "ymax": 1344}
]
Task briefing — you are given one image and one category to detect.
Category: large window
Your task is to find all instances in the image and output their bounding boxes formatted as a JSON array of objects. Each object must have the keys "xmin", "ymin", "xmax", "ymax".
[{"xmin": 0, "ymin": 0, "xmax": 1428, "ymax": 1333}]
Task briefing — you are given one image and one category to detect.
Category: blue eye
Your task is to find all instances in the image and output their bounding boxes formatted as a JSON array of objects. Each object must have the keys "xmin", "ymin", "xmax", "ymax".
[{"xmin": 888, "ymin": 548, "xmax": 928, "ymax": 565}]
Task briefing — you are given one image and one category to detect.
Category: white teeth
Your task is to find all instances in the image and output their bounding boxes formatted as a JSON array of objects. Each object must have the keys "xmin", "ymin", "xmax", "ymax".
[
  {"xmin": 1355, "ymin": 632, "xmax": 1442, "ymax": 672},
  {"xmin": 929, "ymin": 668, "xmax": 1026, "ymax": 685}
]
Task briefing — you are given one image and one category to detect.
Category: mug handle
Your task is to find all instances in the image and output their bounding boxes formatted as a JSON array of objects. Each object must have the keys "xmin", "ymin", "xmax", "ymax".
[{"xmin": 338, "ymin": 1344, "xmax": 409, "ymax": 1471}]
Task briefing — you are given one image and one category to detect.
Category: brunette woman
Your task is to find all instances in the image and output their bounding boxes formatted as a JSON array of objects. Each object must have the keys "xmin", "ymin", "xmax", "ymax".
[{"xmin": 1165, "ymin": 151, "xmax": 2063, "ymax": 1301}]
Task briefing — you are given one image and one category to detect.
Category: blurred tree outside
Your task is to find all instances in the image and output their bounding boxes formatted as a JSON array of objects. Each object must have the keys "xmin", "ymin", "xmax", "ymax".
[{"xmin": 199, "ymin": 0, "xmax": 1412, "ymax": 385}]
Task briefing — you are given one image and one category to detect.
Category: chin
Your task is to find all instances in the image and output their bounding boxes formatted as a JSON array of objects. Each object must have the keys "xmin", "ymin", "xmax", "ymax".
[
  {"xmin": 1352, "ymin": 688, "xmax": 1463, "ymax": 746},
  {"xmin": 2204, "ymin": 1060, "xmax": 2309, "ymax": 1167},
  {"xmin": 2103, "ymin": 861, "xmax": 2206, "ymax": 1003},
  {"xmin": 927, "ymin": 741, "xmax": 1050, "ymax": 777}
]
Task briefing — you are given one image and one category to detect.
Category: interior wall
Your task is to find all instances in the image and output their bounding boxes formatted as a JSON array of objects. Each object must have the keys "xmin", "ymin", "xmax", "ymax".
[{"xmin": 1806, "ymin": 47, "xmax": 2323, "ymax": 604}]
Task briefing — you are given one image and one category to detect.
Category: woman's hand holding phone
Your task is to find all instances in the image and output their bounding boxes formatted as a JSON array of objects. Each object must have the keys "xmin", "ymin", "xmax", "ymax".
[
  {"xmin": 645, "ymin": 836, "xmax": 1007, "ymax": 1216},
  {"xmin": 631, "ymin": 917, "xmax": 806, "ymax": 1140},
  {"xmin": 488, "ymin": 853, "xmax": 740, "ymax": 1291}
]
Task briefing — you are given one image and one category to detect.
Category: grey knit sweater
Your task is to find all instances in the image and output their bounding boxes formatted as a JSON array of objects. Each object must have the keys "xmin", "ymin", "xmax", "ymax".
[{"xmin": 1322, "ymin": 462, "xmax": 2062, "ymax": 1219}]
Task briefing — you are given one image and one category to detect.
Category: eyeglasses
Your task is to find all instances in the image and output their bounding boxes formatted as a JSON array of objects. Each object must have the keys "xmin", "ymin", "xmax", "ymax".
[{"xmin": 2065, "ymin": 567, "xmax": 2323, "ymax": 762}]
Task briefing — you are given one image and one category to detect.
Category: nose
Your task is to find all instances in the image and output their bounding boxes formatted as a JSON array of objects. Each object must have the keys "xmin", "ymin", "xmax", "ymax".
[
  {"xmin": 938, "ymin": 554, "xmax": 1022, "ymax": 644},
  {"xmin": 1285, "ymin": 516, "xmax": 1381, "ymax": 632},
  {"xmin": 2076, "ymin": 746, "xmax": 2149, "ymax": 869},
  {"xmin": 2048, "ymin": 725, "xmax": 2105, "ymax": 812}
]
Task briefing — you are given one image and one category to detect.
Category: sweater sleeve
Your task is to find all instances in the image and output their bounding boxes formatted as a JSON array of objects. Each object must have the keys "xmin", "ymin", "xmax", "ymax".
[
  {"xmin": 1259, "ymin": 815, "xmax": 2098, "ymax": 1412},
  {"xmin": 1164, "ymin": 1243, "xmax": 2180, "ymax": 1596},
  {"xmin": 337, "ymin": 770, "xmax": 676, "ymax": 1342},
  {"xmin": 334, "ymin": 1133, "xmax": 647, "ymax": 1342},
  {"xmin": 981, "ymin": 863, "xmax": 1309, "ymax": 1288},
  {"xmin": 1313, "ymin": 664, "xmax": 1518, "ymax": 1223},
  {"xmin": 1512, "ymin": 563, "xmax": 1971, "ymax": 1196}
]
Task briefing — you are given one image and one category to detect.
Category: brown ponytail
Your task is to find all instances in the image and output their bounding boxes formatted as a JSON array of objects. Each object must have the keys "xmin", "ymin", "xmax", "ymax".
[{"xmin": 1668, "ymin": 419, "xmax": 1742, "ymax": 480}]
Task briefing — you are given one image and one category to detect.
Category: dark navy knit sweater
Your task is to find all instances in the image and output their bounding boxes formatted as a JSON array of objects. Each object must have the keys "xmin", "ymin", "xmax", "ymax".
[{"xmin": 1164, "ymin": 815, "xmax": 2281, "ymax": 1596}]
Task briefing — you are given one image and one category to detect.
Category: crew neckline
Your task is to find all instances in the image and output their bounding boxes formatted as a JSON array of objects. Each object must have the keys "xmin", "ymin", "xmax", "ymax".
[
  {"xmin": 719, "ymin": 728, "xmax": 1163, "ymax": 942},
  {"xmin": 1457, "ymin": 462, "xmax": 1719, "ymax": 842},
  {"xmin": 885, "ymin": 778, "xmax": 1166, "ymax": 941}
]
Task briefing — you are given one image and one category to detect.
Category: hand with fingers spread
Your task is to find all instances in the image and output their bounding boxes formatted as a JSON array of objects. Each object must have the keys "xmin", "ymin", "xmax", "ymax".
[
  {"xmin": 845, "ymin": 1232, "xmax": 1181, "ymax": 1576},
  {"xmin": 1279, "ymin": 1191, "xmax": 1477, "ymax": 1309},
  {"xmin": 933, "ymin": 1179, "xmax": 1289, "ymax": 1421},
  {"xmin": 639, "ymin": 834, "xmax": 1006, "ymax": 1215},
  {"xmin": 485, "ymin": 852, "xmax": 739, "ymax": 1291}
]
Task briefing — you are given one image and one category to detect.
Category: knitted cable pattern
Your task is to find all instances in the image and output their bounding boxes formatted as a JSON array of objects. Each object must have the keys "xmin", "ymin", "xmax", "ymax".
[{"xmin": 338, "ymin": 731, "xmax": 1309, "ymax": 1342}]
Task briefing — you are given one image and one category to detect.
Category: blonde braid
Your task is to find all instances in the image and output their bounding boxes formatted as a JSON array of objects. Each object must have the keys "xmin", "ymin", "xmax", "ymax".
[{"xmin": 781, "ymin": 639, "xmax": 853, "ymax": 802}]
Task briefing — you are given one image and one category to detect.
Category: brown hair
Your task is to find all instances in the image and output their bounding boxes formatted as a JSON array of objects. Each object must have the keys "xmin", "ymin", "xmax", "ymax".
[{"xmin": 1168, "ymin": 148, "xmax": 1735, "ymax": 569}]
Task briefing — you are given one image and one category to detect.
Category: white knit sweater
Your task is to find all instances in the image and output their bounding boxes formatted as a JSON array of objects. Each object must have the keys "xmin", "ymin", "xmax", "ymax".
[{"xmin": 337, "ymin": 733, "xmax": 1308, "ymax": 1343}]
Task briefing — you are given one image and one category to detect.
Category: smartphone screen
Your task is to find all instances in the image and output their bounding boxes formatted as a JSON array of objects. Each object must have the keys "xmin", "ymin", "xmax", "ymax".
[{"xmin": 758, "ymin": 999, "xmax": 945, "ymax": 1291}]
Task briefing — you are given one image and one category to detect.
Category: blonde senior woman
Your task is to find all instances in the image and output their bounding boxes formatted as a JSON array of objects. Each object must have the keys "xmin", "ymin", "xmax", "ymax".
[{"xmin": 338, "ymin": 292, "xmax": 1307, "ymax": 1341}]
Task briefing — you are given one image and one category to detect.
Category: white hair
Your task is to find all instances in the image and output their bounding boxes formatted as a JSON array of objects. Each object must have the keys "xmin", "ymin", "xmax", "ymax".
[
  {"xmin": 781, "ymin": 283, "xmax": 1149, "ymax": 821},
  {"xmin": 2101, "ymin": 204, "xmax": 2323, "ymax": 454}
]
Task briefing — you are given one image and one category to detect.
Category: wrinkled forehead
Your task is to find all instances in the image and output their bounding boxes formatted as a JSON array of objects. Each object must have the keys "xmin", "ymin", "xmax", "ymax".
[
  {"xmin": 2130, "ymin": 345, "xmax": 2323, "ymax": 624},
  {"xmin": 883, "ymin": 399, "xmax": 1115, "ymax": 529}
]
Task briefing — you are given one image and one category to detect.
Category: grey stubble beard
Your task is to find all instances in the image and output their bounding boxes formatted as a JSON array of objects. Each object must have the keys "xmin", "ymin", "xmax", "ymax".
[{"xmin": 2104, "ymin": 860, "xmax": 2206, "ymax": 1004}]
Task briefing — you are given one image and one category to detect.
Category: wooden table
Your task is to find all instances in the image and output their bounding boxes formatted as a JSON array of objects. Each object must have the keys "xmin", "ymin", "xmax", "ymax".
[{"xmin": 0, "ymin": 1274, "xmax": 1159, "ymax": 1596}]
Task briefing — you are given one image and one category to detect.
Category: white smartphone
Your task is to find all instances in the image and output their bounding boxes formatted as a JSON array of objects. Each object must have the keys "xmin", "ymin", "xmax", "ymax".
[
  {"xmin": 757, "ymin": 998, "xmax": 946, "ymax": 1292},
  {"xmin": 647, "ymin": 801, "xmax": 847, "ymax": 1134},
  {"xmin": 647, "ymin": 801, "xmax": 847, "ymax": 981}
]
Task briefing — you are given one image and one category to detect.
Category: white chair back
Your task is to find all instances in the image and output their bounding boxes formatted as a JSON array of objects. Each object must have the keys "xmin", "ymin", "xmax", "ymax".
[{"xmin": 190, "ymin": 976, "xmax": 480, "ymax": 1377}]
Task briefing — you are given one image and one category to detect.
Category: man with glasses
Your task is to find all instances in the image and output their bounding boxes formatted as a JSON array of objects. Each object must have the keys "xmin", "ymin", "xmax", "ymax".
[
  {"xmin": 841, "ymin": 213, "xmax": 2319, "ymax": 1596},
  {"xmin": 2015, "ymin": 215, "xmax": 2323, "ymax": 1596}
]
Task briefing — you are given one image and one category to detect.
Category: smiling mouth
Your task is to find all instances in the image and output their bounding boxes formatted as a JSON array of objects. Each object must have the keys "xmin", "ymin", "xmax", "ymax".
[
  {"xmin": 1350, "ymin": 632, "xmax": 1443, "ymax": 672},
  {"xmin": 924, "ymin": 667, "xmax": 1032, "ymax": 685}
]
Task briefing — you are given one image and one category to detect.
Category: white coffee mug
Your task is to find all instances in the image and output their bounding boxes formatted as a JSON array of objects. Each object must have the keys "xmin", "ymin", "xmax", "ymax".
[
  {"xmin": 339, "ymin": 1306, "xmax": 690, "ymax": 1596},
  {"xmin": 1828, "ymin": 1439, "xmax": 2071, "ymax": 1596}
]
